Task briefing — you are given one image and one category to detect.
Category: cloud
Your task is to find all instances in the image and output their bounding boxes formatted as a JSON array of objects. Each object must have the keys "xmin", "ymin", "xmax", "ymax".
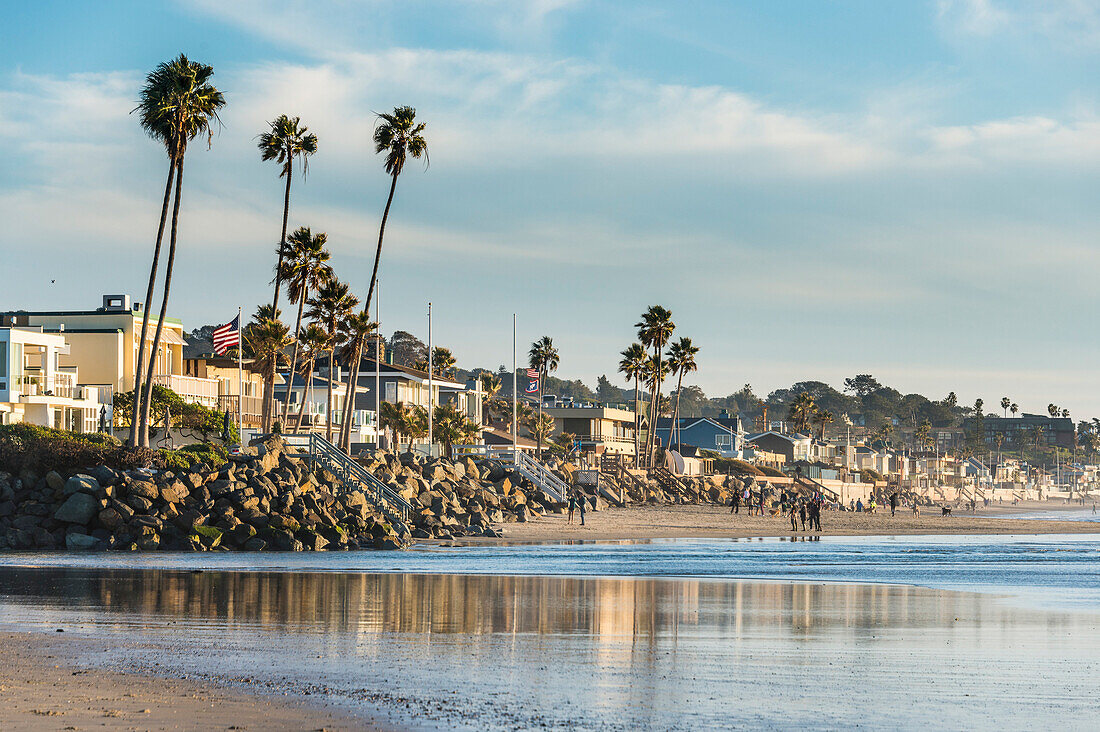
[{"xmin": 937, "ymin": 0, "xmax": 1100, "ymax": 49}]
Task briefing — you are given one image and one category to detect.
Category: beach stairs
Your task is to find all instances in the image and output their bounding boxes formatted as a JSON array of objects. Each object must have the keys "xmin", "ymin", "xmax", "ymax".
[
  {"xmin": 510, "ymin": 451, "xmax": 569, "ymax": 504},
  {"xmin": 281, "ymin": 433, "xmax": 413, "ymax": 526},
  {"xmin": 600, "ymin": 455, "xmax": 647, "ymax": 503},
  {"xmin": 650, "ymin": 466, "xmax": 689, "ymax": 500},
  {"xmin": 794, "ymin": 475, "xmax": 839, "ymax": 502}
]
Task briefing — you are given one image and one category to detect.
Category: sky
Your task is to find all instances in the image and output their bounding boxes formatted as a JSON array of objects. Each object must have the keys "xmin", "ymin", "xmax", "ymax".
[{"xmin": 3, "ymin": 0, "xmax": 1099, "ymax": 416}]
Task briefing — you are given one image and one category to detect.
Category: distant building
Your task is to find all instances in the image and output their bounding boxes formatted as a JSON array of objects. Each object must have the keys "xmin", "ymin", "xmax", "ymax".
[
  {"xmin": 963, "ymin": 413, "xmax": 1075, "ymax": 450},
  {"xmin": 543, "ymin": 403, "xmax": 641, "ymax": 456},
  {"xmin": 0, "ymin": 326, "xmax": 107, "ymax": 432},
  {"xmin": 653, "ymin": 414, "xmax": 745, "ymax": 458}
]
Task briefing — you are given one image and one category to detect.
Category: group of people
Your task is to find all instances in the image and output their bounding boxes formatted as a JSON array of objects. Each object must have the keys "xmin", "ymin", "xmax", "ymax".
[
  {"xmin": 566, "ymin": 490, "xmax": 587, "ymax": 526},
  {"xmin": 726, "ymin": 474, "xmax": 825, "ymax": 532},
  {"xmin": 784, "ymin": 494, "xmax": 824, "ymax": 532}
]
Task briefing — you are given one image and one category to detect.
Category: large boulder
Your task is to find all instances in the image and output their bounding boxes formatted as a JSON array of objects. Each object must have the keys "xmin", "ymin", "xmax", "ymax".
[
  {"xmin": 128, "ymin": 480, "xmax": 160, "ymax": 501},
  {"xmin": 54, "ymin": 493, "xmax": 99, "ymax": 525},
  {"xmin": 63, "ymin": 474, "xmax": 100, "ymax": 497},
  {"xmin": 65, "ymin": 532, "xmax": 100, "ymax": 550},
  {"xmin": 45, "ymin": 471, "xmax": 66, "ymax": 492}
]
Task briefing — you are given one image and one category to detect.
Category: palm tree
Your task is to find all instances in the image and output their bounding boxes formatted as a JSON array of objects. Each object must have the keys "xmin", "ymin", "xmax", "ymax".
[
  {"xmin": 1062, "ymin": 408, "xmax": 1070, "ymax": 419},
  {"xmin": 379, "ymin": 400, "xmax": 405, "ymax": 451},
  {"xmin": 527, "ymin": 336, "xmax": 560, "ymax": 458},
  {"xmin": 337, "ymin": 310, "xmax": 378, "ymax": 451},
  {"xmin": 618, "ymin": 343, "xmax": 647, "ymax": 465},
  {"xmin": 788, "ymin": 392, "xmax": 817, "ymax": 434},
  {"xmin": 812, "ymin": 409, "xmax": 834, "ymax": 440},
  {"xmin": 1048, "ymin": 403, "xmax": 1060, "ymax": 418},
  {"xmin": 246, "ymin": 318, "xmax": 292, "ymax": 432},
  {"xmin": 635, "ymin": 306, "xmax": 675, "ymax": 466},
  {"xmin": 432, "ymin": 403, "xmax": 470, "ymax": 460},
  {"xmin": 665, "ymin": 337, "xmax": 698, "ymax": 451},
  {"xmin": 364, "ymin": 107, "xmax": 428, "ymax": 321},
  {"xmin": 293, "ymin": 323, "xmax": 329, "ymax": 431},
  {"xmin": 402, "ymin": 404, "xmax": 430, "ymax": 455},
  {"xmin": 1010, "ymin": 402, "xmax": 1019, "ymax": 418},
  {"xmin": 306, "ymin": 279, "xmax": 358, "ymax": 442},
  {"xmin": 1001, "ymin": 396, "xmax": 1011, "ymax": 418},
  {"xmin": 277, "ymin": 227, "xmax": 332, "ymax": 425},
  {"xmin": 259, "ymin": 115, "xmax": 318, "ymax": 315},
  {"xmin": 915, "ymin": 419, "xmax": 932, "ymax": 451},
  {"xmin": 414, "ymin": 347, "xmax": 457, "ymax": 378},
  {"xmin": 645, "ymin": 353, "xmax": 669, "ymax": 456},
  {"xmin": 131, "ymin": 54, "xmax": 225, "ymax": 447}
]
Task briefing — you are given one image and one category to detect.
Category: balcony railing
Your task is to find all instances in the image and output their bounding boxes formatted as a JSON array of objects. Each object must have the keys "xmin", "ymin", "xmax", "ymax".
[
  {"xmin": 15, "ymin": 371, "xmax": 76, "ymax": 398},
  {"xmin": 151, "ymin": 373, "xmax": 219, "ymax": 407},
  {"xmin": 218, "ymin": 394, "xmax": 264, "ymax": 419}
]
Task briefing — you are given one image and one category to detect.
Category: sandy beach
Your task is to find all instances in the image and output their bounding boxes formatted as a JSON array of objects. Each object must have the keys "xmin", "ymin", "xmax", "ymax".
[
  {"xmin": 0, "ymin": 632, "xmax": 377, "ymax": 732},
  {"xmin": 461, "ymin": 501, "xmax": 1100, "ymax": 543}
]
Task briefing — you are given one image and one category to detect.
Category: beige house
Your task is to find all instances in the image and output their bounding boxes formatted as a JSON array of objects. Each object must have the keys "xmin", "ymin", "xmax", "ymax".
[
  {"xmin": 184, "ymin": 355, "xmax": 268, "ymax": 428},
  {"xmin": 543, "ymin": 404, "xmax": 640, "ymax": 456},
  {"xmin": 0, "ymin": 326, "xmax": 108, "ymax": 432},
  {"xmin": 1, "ymin": 294, "xmax": 217, "ymax": 408}
]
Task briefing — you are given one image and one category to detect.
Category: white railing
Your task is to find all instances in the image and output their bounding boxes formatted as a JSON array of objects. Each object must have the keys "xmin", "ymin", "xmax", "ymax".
[{"xmin": 152, "ymin": 373, "xmax": 219, "ymax": 407}]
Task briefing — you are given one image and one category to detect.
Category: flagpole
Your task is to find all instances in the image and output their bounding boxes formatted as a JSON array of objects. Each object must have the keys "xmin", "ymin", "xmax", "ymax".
[
  {"xmin": 427, "ymin": 302, "xmax": 433, "ymax": 457},
  {"xmin": 236, "ymin": 306, "xmax": 242, "ymax": 439},
  {"xmin": 512, "ymin": 314, "xmax": 517, "ymax": 461}
]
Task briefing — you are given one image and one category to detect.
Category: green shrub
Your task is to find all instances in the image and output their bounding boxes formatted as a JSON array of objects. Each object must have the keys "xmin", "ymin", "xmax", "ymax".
[
  {"xmin": 711, "ymin": 457, "xmax": 765, "ymax": 476},
  {"xmin": 0, "ymin": 423, "xmax": 152, "ymax": 474}
]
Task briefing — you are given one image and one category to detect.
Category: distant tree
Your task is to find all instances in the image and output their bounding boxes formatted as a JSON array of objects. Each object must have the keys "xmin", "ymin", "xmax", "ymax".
[
  {"xmin": 387, "ymin": 330, "xmax": 427, "ymax": 367},
  {"xmin": 595, "ymin": 375, "xmax": 622, "ymax": 404},
  {"xmin": 618, "ymin": 343, "xmax": 648, "ymax": 462},
  {"xmin": 812, "ymin": 409, "xmax": 834, "ymax": 440},
  {"xmin": 915, "ymin": 419, "xmax": 932, "ymax": 450},
  {"xmin": 1048, "ymin": 403, "xmax": 1059, "ymax": 418},
  {"xmin": 1001, "ymin": 396, "xmax": 1011, "ymax": 418},
  {"xmin": 1010, "ymin": 402, "xmax": 1019, "ymax": 418},
  {"xmin": 843, "ymin": 374, "xmax": 882, "ymax": 399}
]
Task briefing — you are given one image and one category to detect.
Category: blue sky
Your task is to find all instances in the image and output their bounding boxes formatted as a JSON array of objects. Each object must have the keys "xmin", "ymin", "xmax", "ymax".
[{"xmin": 3, "ymin": 1, "xmax": 1100, "ymax": 415}]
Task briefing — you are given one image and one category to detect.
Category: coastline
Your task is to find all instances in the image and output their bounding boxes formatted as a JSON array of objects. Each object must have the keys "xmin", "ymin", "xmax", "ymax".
[
  {"xmin": 455, "ymin": 502, "xmax": 1100, "ymax": 543},
  {"xmin": 0, "ymin": 631, "xmax": 383, "ymax": 732}
]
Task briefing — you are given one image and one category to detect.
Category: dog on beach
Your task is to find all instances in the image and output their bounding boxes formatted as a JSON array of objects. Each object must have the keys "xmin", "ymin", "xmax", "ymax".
[{"xmin": 941, "ymin": 507, "xmax": 952, "ymax": 517}]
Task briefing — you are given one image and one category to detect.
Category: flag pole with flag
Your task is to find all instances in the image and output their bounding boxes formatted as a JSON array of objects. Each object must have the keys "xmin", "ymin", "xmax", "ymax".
[{"xmin": 212, "ymin": 310, "xmax": 243, "ymax": 438}]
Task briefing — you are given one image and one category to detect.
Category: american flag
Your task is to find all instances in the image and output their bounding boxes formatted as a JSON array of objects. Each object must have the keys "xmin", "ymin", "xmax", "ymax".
[
  {"xmin": 525, "ymin": 368, "xmax": 540, "ymax": 394},
  {"xmin": 212, "ymin": 315, "xmax": 240, "ymax": 355}
]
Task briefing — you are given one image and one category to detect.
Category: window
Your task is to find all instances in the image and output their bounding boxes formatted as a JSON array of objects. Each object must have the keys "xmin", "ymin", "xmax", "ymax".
[
  {"xmin": 0, "ymin": 341, "xmax": 7, "ymax": 379},
  {"xmin": 715, "ymin": 434, "xmax": 732, "ymax": 447}
]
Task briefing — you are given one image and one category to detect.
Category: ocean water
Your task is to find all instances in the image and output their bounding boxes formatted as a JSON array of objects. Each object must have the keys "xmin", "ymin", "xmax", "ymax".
[{"xmin": 1, "ymin": 536, "xmax": 1099, "ymax": 730}]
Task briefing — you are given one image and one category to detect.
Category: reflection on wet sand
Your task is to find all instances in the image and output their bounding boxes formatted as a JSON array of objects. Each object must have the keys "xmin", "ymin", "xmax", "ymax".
[
  {"xmin": 1, "ymin": 567, "xmax": 1098, "ymax": 730},
  {"xmin": 0, "ymin": 568, "xmax": 1073, "ymax": 639}
]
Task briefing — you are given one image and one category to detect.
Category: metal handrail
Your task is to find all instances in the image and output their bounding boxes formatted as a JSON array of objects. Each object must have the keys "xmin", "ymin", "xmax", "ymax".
[
  {"xmin": 512, "ymin": 450, "xmax": 568, "ymax": 503},
  {"xmin": 281, "ymin": 433, "xmax": 411, "ymax": 523}
]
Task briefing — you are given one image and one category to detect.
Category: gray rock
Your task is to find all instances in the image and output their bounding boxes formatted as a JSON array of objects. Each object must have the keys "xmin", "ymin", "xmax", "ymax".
[
  {"xmin": 65, "ymin": 532, "xmax": 100, "ymax": 550},
  {"xmin": 54, "ymin": 492, "xmax": 99, "ymax": 525},
  {"xmin": 128, "ymin": 480, "xmax": 159, "ymax": 501},
  {"xmin": 45, "ymin": 471, "xmax": 65, "ymax": 492},
  {"xmin": 63, "ymin": 474, "xmax": 100, "ymax": 497},
  {"xmin": 88, "ymin": 465, "xmax": 119, "ymax": 487}
]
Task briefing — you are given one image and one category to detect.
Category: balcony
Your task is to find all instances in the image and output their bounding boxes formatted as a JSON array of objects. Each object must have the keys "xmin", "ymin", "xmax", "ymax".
[
  {"xmin": 151, "ymin": 373, "xmax": 219, "ymax": 407},
  {"xmin": 218, "ymin": 394, "xmax": 264, "ymax": 422},
  {"xmin": 16, "ymin": 371, "xmax": 76, "ymax": 399}
]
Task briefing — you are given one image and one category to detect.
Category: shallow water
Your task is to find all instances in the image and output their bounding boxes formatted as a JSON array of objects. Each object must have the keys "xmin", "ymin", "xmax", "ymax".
[{"xmin": 2, "ymin": 537, "xmax": 1099, "ymax": 730}]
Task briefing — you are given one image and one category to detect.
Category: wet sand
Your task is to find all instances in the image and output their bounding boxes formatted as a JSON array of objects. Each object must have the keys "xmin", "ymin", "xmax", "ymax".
[
  {"xmin": 465, "ymin": 502, "xmax": 1100, "ymax": 542},
  {"xmin": 0, "ymin": 632, "xmax": 378, "ymax": 731}
]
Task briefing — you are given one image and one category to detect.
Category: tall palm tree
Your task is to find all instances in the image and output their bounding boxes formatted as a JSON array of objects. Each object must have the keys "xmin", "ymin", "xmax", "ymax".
[
  {"xmin": 379, "ymin": 400, "xmax": 405, "ymax": 451},
  {"xmin": 618, "ymin": 343, "xmax": 647, "ymax": 465},
  {"xmin": 294, "ymin": 323, "xmax": 330, "ymax": 432},
  {"xmin": 364, "ymin": 106, "xmax": 428, "ymax": 321},
  {"xmin": 665, "ymin": 337, "xmax": 698, "ymax": 451},
  {"xmin": 1010, "ymin": 402, "xmax": 1019, "ymax": 418},
  {"xmin": 1048, "ymin": 403, "xmax": 1060, "ymax": 418},
  {"xmin": 259, "ymin": 115, "xmax": 318, "ymax": 315},
  {"xmin": 645, "ymin": 353, "xmax": 669, "ymax": 456},
  {"xmin": 277, "ymin": 227, "xmax": 333, "ymax": 425},
  {"xmin": 635, "ymin": 306, "xmax": 674, "ymax": 466},
  {"xmin": 246, "ymin": 318, "xmax": 292, "ymax": 432},
  {"xmin": 135, "ymin": 54, "xmax": 225, "ymax": 447},
  {"xmin": 306, "ymin": 279, "xmax": 358, "ymax": 442},
  {"xmin": 1001, "ymin": 396, "xmax": 1011, "ymax": 418},
  {"xmin": 528, "ymin": 336, "xmax": 560, "ymax": 459},
  {"xmin": 337, "ymin": 310, "xmax": 378, "ymax": 451}
]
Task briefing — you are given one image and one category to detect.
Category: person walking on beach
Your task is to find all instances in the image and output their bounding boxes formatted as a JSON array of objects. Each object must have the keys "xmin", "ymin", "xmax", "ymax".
[
  {"xmin": 789, "ymin": 501, "xmax": 798, "ymax": 531},
  {"xmin": 799, "ymin": 501, "xmax": 807, "ymax": 531},
  {"xmin": 759, "ymin": 490, "xmax": 766, "ymax": 517},
  {"xmin": 567, "ymin": 491, "xmax": 577, "ymax": 525},
  {"xmin": 890, "ymin": 493, "xmax": 898, "ymax": 517},
  {"xmin": 578, "ymin": 492, "xmax": 586, "ymax": 526},
  {"xmin": 810, "ymin": 499, "xmax": 822, "ymax": 532},
  {"xmin": 856, "ymin": 497, "xmax": 863, "ymax": 513},
  {"xmin": 731, "ymin": 487, "xmax": 741, "ymax": 514}
]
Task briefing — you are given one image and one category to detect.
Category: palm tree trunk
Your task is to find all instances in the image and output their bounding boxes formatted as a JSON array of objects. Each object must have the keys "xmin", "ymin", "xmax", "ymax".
[
  {"xmin": 633, "ymin": 375, "xmax": 640, "ymax": 466},
  {"xmin": 271, "ymin": 154, "xmax": 293, "ymax": 314},
  {"xmin": 326, "ymin": 349, "xmax": 335, "ymax": 443},
  {"xmin": 364, "ymin": 173, "xmax": 398, "ymax": 319},
  {"xmin": 129, "ymin": 158, "xmax": 176, "ymax": 447},
  {"xmin": 339, "ymin": 337, "xmax": 364, "ymax": 452},
  {"xmin": 139, "ymin": 156, "xmax": 185, "ymax": 448},
  {"xmin": 281, "ymin": 290, "xmax": 307, "ymax": 425},
  {"xmin": 295, "ymin": 357, "xmax": 314, "ymax": 432},
  {"xmin": 670, "ymin": 370, "xmax": 684, "ymax": 451}
]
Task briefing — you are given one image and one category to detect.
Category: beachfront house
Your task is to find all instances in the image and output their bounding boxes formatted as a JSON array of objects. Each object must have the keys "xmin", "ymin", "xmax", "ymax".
[
  {"xmin": 0, "ymin": 295, "xmax": 217, "ymax": 410},
  {"xmin": 182, "ymin": 355, "xmax": 270, "ymax": 430},
  {"xmin": 542, "ymin": 401, "xmax": 640, "ymax": 457},
  {"xmin": 746, "ymin": 431, "xmax": 812, "ymax": 464},
  {"xmin": 652, "ymin": 414, "xmax": 746, "ymax": 459},
  {"xmin": 0, "ymin": 326, "xmax": 109, "ymax": 432}
]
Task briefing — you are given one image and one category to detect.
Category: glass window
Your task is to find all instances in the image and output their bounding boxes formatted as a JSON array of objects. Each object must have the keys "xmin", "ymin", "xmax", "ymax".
[{"xmin": 0, "ymin": 341, "xmax": 6, "ymax": 378}]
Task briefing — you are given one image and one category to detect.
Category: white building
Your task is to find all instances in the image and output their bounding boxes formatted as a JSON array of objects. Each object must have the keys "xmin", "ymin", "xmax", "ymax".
[{"xmin": 0, "ymin": 327, "xmax": 108, "ymax": 432}]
